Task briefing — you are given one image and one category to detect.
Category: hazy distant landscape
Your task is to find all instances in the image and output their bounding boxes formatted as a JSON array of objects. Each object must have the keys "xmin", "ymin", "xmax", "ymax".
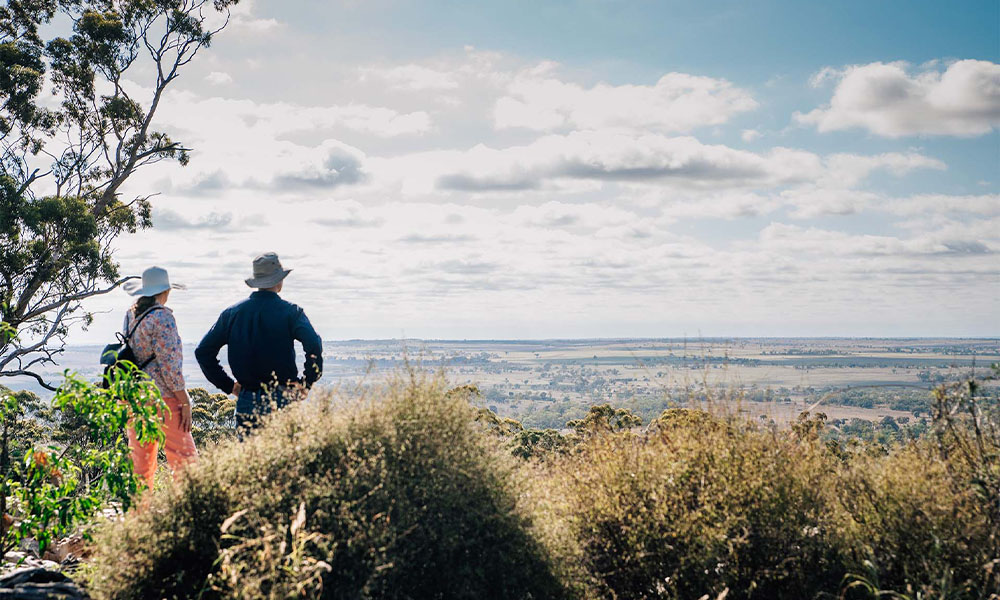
[{"xmin": 12, "ymin": 337, "xmax": 998, "ymax": 430}]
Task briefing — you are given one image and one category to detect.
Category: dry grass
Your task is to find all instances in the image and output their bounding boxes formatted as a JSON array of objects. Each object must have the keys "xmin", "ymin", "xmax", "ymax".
[
  {"xmin": 85, "ymin": 373, "xmax": 565, "ymax": 600},
  {"xmin": 524, "ymin": 408, "xmax": 996, "ymax": 599},
  {"xmin": 83, "ymin": 374, "xmax": 997, "ymax": 600}
]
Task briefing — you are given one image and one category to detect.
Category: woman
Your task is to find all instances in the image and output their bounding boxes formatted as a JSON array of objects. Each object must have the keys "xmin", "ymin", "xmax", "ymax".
[{"xmin": 122, "ymin": 266, "xmax": 197, "ymax": 490}]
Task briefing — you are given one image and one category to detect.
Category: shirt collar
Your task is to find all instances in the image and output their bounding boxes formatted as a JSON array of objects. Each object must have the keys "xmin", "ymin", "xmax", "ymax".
[{"xmin": 251, "ymin": 290, "xmax": 279, "ymax": 299}]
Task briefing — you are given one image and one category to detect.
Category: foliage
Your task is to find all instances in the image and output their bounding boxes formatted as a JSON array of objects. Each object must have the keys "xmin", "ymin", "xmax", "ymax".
[
  {"xmin": 0, "ymin": 316, "xmax": 15, "ymax": 345},
  {"xmin": 476, "ymin": 407, "xmax": 572, "ymax": 460},
  {"xmin": 189, "ymin": 387, "xmax": 236, "ymax": 447},
  {"xmin": 566, "ymin": 403, "xmax": 642, "ymax": 437},
  {"xmin": 0, "ymin": 385, "xmax": 53, "ymax": 548},
  {"xmin": 527, "ymin": 401, "xmax": 997, "ymax": 599},
  {"xmin": 822, "ymin": 414, "xmax": 931, "ymax": 447},
  {"xmin": 820, "ymin": 387, "xmax": 937, "ymax": 416},
  {"xmin": 87, "ymin": 374, "xmax": 566, "ymax": 600},
  {"xmin": 518, "ymin": 395, "xmax": 670, "ymax": 431},
  {"xmin": 475, "ymin": 405, "xmax": 525, "ymax": 437},
  {"xmin": 653, "ymin": 406, "xmax": 734, "ymax": 435},
  {"xmin": 83, "ymin": 372, "xmax": 999, "ymax": 599},
  {"xmin": 834, "ymin": 443, "xmax": 995, "ymax": 599},
  {"xmin": 0, "ymin": 386, "xmax": 52, "ymax": 481},
  {"xmin": 929, "ymin": 364, "xmax": 1000, "ymax": 538},
  {"xmin": 510, "ymin": 427, "xmax": 571, "ymax": 460},
  {"xmin": 0, "ymin": 0, "xmax": 238, "ymax": 390},
  {"xmin": 1, "ymin": 363, "xmax": 165, "ymax": 555},
  {"xmin": 530, "ymin": 410, "xmax": 846, "ymax": 599},
  {"xmin": 837, "ymin": 558, "xmax": 1000, "ymax": 600}
]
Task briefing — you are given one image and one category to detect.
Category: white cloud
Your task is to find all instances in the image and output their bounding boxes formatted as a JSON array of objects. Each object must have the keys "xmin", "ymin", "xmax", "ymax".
[
  {"xmin": 152, "ymin": 208, "xmax": 233, "ymax": 230},
  {"xmin": 494, "ymin": 70, "xmax": 758, "ymax": 133},
  {"xmin": 881, "ymin": 194, "xmax": 1000, "ymax": 216},
  {"xmin": 311, "ymin": 200, "xmax": 385, "ymax": 228},
  {"xmin": 808, "ymin": 66, "xmax": 840, "ymax": 88},
  {"xmin": 153, "ymin": 88, "xmax": 431, "ymax": 140},
  {"xmin": 758, "ymin": 221, "xmax": 998, "ymax": 257},
  {"xmin": 510, "ymin": 201, "xmax": 638, "ymax": 229},
  {"xmin": 79, "ymin": 186, "xmax": 1000, "ymax": 343},
  {"xmin": 359, "ymin": 64, "xmax": 460, "ymax": 90},
  {"xmin": 657, "ymin": 192, "xmax": 780, "ymax": 221},
  {"xmin": 741, "ymin": 129, "xmax": 761, "ymax": 142},
  {"xmin": 423, "ymin": 133, "xmax": 814, "ymax": 192},
  {"xmin": 269, "ymin": 142, "xmax": 368, "ymax": 190},
  {"xmin": 205, "ymin": 71, "xmax": 233, "ymax": 85},
  {"xmin": 201, "ymin": 0, "xmax": 281, "ymax": 34},
  {"xmin": 64, "ymin": 46, "xmax": 992, "ymax": 341},
  {"xmin": 819, "ymin": 152, "xmax": 945, "ymax": 188},
  {"xmin": 377, "ymin": 132, "xmax": 940, "ymax": 196},
  {"xmin": 796, "ymin": 59, "xmax": 1000, "ymax": 137},
  {"xmin": 228, "ymin": 0, "xmax": 282, "ymax": 32},
  {"xmin": 121, "ymin": 87, "xmax": 431, "ymax": 194},
  {"xmin": 780, "ymin": 188, "xmax": 880, "ymax": 218}
]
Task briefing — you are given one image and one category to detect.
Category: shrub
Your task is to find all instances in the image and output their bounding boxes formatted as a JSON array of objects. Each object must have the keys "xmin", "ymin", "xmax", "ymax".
[
  {"xmin": 566, "ymin": 404, "xmax": 642, "ymax": 436},
  {"xmin": 0, "ymin": 387, "xmax": 52, "ymax": 487},
  {"xmin": 85, "ymin": 377, "xmax": 998, "ymax": 600},
  {"xmin": 2, "ymin": 365, "xmax": 165, "ymax": 555},
  {"xmin": 835, "ymin": 444, "xmax": 997, "ymax": 598},
  {"xmin": 474, "ymin": 407, "xmax": 571, "ymax": 460},
  {"xmin": 86, "ymin": 374, "xmax": 566, "ymax": 600},
  {"xmin": 510, "ymin": 427, "xmax": 572, "ymax": 460},
  {"xmin": 189, "ymin": 387, "xmax": 237, "ymax": 447},
  {"xmin": 528, "ymin": 407, "xmax": 997, "ymax": 599},
  {"xmin": 531, "ymin": 410, "xmax": 846, "ymax": 599}
]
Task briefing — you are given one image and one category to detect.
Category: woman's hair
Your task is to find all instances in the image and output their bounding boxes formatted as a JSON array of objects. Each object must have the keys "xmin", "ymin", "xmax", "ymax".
[{"xmin": 133, "ymin": 295, "xmax": 158, "ymax": 316}]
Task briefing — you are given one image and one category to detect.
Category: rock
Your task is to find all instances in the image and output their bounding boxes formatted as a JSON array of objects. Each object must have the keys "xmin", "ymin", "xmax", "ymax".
[
  {"xmin": 1, "ymin": 555, "xmax": 58, "ymax": 578},
  {"xmin": 0, "ymin": 567, "xmax": 89, "ymax": 599},
  {"xmin": 40, "ymin": 536, "xmax": 87, "ymax": 564},
  {"xmin": 15, "ymin": 540, "xmax": 37, "ymax": 558},
  {"xmin": 2, "ymin": 553, "xmax": 34, "ymax": 574}
]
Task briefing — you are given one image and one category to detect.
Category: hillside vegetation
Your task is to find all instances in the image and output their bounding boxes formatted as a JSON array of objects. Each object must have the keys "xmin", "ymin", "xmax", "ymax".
[{"xmin": 84, "ymin": 373, "xmax": 998, "ymax": 600}]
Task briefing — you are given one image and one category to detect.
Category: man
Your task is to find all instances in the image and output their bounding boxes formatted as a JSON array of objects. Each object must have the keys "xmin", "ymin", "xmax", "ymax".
[{"xmin": 195, "ymin": 252, "xmax": 323, "ymax": 433}]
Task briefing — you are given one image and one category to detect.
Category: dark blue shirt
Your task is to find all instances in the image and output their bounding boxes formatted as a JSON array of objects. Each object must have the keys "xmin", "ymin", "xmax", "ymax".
[{"xmin": 195, "ymin": 291, "xmax": 323, "ymax": 394}]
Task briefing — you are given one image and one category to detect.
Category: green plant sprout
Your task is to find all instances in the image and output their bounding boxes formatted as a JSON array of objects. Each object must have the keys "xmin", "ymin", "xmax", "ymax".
[{"xmin": 1, "ymin": 362, "xmax": 166, "ymax": 557}]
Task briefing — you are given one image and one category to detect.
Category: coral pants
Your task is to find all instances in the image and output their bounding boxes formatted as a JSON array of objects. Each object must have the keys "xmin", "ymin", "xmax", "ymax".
[{"xmin": 128, "ymin": 394, "xmax": 198, "ymax": 490}]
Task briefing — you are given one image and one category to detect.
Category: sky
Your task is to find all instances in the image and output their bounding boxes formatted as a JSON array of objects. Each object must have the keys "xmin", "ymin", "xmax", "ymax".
[{"xmin": 73, "ymin": 0, "xmax": 1000, "ymax": 342}]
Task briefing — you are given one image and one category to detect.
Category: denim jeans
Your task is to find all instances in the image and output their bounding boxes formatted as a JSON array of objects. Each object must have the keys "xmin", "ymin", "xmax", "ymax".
[{"xmin": 235, "ymin": 386, "xmax": 292, "ymax": 438}]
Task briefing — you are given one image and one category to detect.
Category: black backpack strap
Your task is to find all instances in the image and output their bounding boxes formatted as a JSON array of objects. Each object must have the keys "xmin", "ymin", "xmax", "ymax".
[
  {"xmin": 122, "ymin": 306, "xmax": 165, "ymax": 368},
  {"xmin": 124, "ymin": 305, "xmax": 165, "ymax": 342}
]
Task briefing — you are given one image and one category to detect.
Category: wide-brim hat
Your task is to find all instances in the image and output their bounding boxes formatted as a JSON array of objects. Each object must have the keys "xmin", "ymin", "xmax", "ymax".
[
  {"xmin": 123, "ymin": 266, "xmax": 186, "ymax": 297},
  {"xmin": 245, "ymin": 252, "xmax": 292, "ymax": 288}
]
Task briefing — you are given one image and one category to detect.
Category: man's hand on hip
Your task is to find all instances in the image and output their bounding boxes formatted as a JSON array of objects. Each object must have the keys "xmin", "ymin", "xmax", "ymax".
[{"xmin": 232, "ymin": 382, "xmax": 242, "ymax": 397}]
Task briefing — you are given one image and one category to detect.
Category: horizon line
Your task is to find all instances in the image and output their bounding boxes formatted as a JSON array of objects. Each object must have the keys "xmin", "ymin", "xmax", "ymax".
[{"xmin": 60, "ymin": 335, "xmax": 1000, "ymax": 347}]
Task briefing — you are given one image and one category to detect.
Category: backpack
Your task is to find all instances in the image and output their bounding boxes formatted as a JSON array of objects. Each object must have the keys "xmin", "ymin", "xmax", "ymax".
[{"xmin": 99, "ymin": 306, "xmax": 164, "ymax": 388}]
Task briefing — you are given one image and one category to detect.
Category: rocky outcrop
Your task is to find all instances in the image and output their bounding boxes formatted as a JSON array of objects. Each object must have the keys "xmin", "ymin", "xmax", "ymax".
[{"xmin": 0, "ymin": 568, "xmax": 88, "ymax": 599}]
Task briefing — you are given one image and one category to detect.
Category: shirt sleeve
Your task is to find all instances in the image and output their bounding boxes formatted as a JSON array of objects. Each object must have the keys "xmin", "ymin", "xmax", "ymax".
[
  {"xmin": 149, "ymin": 310, "xmax": 186, "ymax": 393},
  {"xmin": 292, "ymin": 308, "xmax": 323, "ymax": 387},
  {"xmin": 195, "ymin": 310, "xmax": 236, "ymax": 395}
]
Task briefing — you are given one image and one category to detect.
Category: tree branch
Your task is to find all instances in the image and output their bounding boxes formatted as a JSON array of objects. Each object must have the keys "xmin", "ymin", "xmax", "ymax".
[
  {"xmin": 0, "ymin": 369, "xmax": 57, "ymax": 392},
  {"xmin": 19, "ymin": 276, "xmax": 138, "ymax": 322},
  {"xmin": 15, "ymin": 168, "xmax": 48, "ymax": 196}
]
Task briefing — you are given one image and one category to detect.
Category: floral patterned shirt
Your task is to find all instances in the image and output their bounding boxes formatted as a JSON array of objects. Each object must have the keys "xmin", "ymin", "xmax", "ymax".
[{"xmin": 122, "ymin": 304, "xmax": 185, "ymax": 396}]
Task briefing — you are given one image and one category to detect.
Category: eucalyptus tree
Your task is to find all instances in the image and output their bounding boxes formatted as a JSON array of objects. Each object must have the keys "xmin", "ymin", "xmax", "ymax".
[{"xmin": 0, "ymin": 0, "xmax": 239, "ymax": 389}]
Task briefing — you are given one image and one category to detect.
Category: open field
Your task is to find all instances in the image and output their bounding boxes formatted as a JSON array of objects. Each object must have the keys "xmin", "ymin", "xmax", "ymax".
[{"xmin": 7, "ymin": 337, "xmax": 997, "ymax": 430}]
